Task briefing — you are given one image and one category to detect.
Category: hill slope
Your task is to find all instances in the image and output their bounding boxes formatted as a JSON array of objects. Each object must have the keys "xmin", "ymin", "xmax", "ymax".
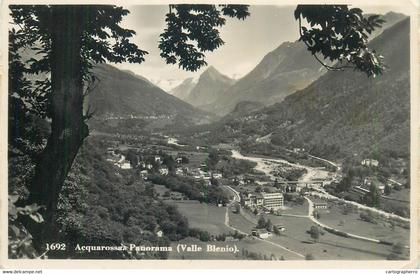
[
  {"xmin": 170, "ymin": 77, "xmax": 198, "ymax": 100},
  {"xmin": 222, "ymin": 18, "xmax": 410, "ymax": 160},
  {"xmin": 87, "ymin": 64, "xmax": 208, "ymax": 120}
]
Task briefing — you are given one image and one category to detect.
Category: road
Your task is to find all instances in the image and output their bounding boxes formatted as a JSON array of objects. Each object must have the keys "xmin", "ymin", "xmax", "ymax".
[
  {"xmin": 309, "ymin": 189, "xmax": 410, "ymax": 223},
  {"xmin": 222, "ymin": 185, "xmax": 305, "ymax": 258}
]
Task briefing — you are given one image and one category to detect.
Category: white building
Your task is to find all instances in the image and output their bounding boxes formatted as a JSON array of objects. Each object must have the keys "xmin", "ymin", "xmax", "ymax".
[
  {"xmin": 262, "ymin": 192, "xmax": 284, "ymax": 210},
  {"xmin": 175, "ymin": 168, "xmax": 184, "ymax": 176},
  {"xmin": 159, "ymin": 167, "xmax": 169, "ymax": 176},
  {"xmin": 251, "ymin": 229, "xmax": 271, "ymax": 239},
  {"xmin": 361, "ymin": 159, "xmax": 379, "ymax": 167},
  {"xmin": 212, "ymin": 173, "xmax": 223, "ymax": 179},
  {"xmin": 155, "ymin": 156, "xmax": 162, "ymax": 164},
  {"xmin": 140, "ymin": 170, "xmax": 148, "ymax": 179},
  {"xmin": 120, "ymin": 162, "xmax": 132, "ymax": 170}
]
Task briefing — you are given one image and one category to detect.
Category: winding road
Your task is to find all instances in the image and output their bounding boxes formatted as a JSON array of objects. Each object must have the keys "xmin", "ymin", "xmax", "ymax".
[{"xmin": 222, "ymin": 185, "xmax": 305, "ymax": 258}]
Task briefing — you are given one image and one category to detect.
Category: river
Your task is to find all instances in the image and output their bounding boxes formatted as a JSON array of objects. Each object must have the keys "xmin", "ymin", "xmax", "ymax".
[
  {"xmin": 230, "ymin": 150, "xmax": 330, "ymax": 182},
  {"xmin": 230, "ymin": 149, "xmax": 410, "ymax": 223}
]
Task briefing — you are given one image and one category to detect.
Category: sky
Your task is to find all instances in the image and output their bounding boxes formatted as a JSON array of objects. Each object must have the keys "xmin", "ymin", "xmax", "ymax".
[{"xmin": 114, "ymin": 5, "xmax": 410, "ymax": 91}]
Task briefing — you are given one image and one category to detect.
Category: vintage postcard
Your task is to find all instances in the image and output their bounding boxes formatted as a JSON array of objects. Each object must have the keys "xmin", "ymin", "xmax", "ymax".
[{"xmin": 0, "ymin": 0, "xmax": 418, "ymax": 269}]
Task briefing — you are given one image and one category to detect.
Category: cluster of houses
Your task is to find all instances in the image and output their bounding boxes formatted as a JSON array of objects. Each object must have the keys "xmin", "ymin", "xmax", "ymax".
[
  {"xmin": 106, "ymin": 149, "xmax": 132, "ymax": 170},
  {"xmin": 106, "ymin": 148, "xmax": 225, "ymax": 186},
  {"xmin": 190, "ymin": 164, "xmax": 223, "ymax": 182}
]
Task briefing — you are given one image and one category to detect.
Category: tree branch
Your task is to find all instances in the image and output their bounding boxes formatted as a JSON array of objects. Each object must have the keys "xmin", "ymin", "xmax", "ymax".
[{"xmin": 298, "ymin": 16, "xmax": 353, "ymax": 72}]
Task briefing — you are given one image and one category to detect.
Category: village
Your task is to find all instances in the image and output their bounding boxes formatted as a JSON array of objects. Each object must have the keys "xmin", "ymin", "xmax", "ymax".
[{"xmin": 99, "ymin": 134, "xmax": 409, "ymax": 261}]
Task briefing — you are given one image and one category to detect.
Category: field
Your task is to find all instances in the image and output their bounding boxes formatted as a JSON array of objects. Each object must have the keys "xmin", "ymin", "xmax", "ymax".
[
  {"xmin": 387, "ymin": 188, "xmax": 410, "ymax": 202},
  {"xmin": 279, "ymin": 200, "xmax": 309, "ymax": 216},
  {"xmin": 167, "ymin": 200, "xmax": 231, "ymax": 235},
  {"xmin": 230, "ymin": 208, "xmax": 399, "ymax": 260},
  {"xmin": 168, "ymin": 236, "xmax": 302, "ymax": 260},
  {"xmin": 314, "ymin": 201, "xmax": 410, "ymax": 246}
]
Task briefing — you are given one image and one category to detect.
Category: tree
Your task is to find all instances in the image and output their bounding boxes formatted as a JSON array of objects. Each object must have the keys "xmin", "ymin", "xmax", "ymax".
[
  {"xmin": 257, "ymin": 215, "xmax": 266, "ymax": 229},
  {"xmin": 234, "ymin": 203, "xmax": 241, "ymax": 214},
  {"xmin": 361, "ymin": 183, "xmax": 381, "ymax": 208},
  {"xmin": 273, "ymin": 225, "xmax": 281, "ymax": 236},
  {"xmin": 295, "ymin": 5, "xmax": 385, "ymax": 77},
  {"xmin": 384, "ymin": 183, "xmax": 392, "ymax": 195},
  {"xmin": 206, "ymin": 148, "xmax": 220, "ymax": 171},
  {"xmin": 10, "ymin": 4, "xmax": 249, "ymax": 246},
  {"xmin": 10, "ymin": 5, "xmax": 147, "ymax": 244},
  {"xmin": 265, "ymin": 218, "xmax": 273, "ymax": 231},
  {"xmin": 392, "ymin": 242, "xmax": 404, "ymax": 255},
  {"xmin": 309, "ymin": 226, "xmax": 320, "ymax": 243},
  {"xmin": 10, "ymin": 4, "xmax": 385, "ymax": 247},
  {"xmin": 305, "ymin": 253, "xmax": 315, "ymax": 260}
]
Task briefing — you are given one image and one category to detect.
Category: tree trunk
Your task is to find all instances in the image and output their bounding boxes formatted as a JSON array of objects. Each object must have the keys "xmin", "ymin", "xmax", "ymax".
[{"xmin": 27, "ymin": 6, "xmax": 88, "ymax": 246}]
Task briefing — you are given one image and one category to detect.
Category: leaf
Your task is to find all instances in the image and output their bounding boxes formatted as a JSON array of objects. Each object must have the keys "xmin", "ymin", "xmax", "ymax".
[
  {"xmin": 29, "ymin": 212, "xmax": 44, "ymax": 223},
  {"xmin": 9, "ymin": 195, "xmax": 19, "ymax": 203}
]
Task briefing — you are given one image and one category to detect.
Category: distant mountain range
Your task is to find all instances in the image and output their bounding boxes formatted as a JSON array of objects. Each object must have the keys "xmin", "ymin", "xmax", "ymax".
[
  {"xmin": 219, "ymin": 17, "xmax": 410, "ymax": 160},
  {"xmin": 170, "ymin": 12, "xmax": 406, "ymax": 117},
  {"xmin": 170, "ymin": 77, "xmax": 198, "ymax": 101},
  {"xmin": 86, "ymin": 64, "xmax": 212, "ymax": 126},
  {"xmin": 171, "ymin": 66, "xmax": 235, "ymax": 108}
]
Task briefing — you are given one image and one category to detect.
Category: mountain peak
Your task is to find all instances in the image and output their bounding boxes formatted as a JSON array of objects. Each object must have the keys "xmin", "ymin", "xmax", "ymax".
[
  {"xmin": 201, "ymin": 65, "xmax": 223, "ymax": 78},
  {"xmin": 184, "ymin": 65, "xmax": 235, "ymax": 107}
]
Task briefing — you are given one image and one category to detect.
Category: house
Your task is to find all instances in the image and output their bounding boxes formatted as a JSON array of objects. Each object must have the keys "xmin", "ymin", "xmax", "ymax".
[
  {"xmin": 156, "ymin": 230, "xmax": 164, "ymax": 238},
  {"xmin": 120, "ymin": 162, "xmax": 132, "ymax": 170},
  {"xmin": 159, "ymin": 167, "xmax": 169, "ymax": 176},
  {"xmin": 155, "ymin": 156, "xmax": 162, "ymax": 164},
  {"xmin": 262, "ymin": 192, "xmax": 284, "ymax": 210},
  {"xmin": 175, "ymin": 168, "xmax": 184, "ymax": 176},
  {"xmin": 255, "ymin": 194, "xmax": 264, "ymax": 207},
  {"xmin": 275, "ymin": 224, "xmax": 286, "ymax": 232},
  {"xmin": 212, "ymin": 173, "xmax": 223, "ymax": 179},
  {"xmin": 293, "ymin": 147, "xmax": 305, "ymax": 153},
  {"xmin": 361, "ymin": 159, "xmax": 379, "ymax": 167},
  {"xmin": 176, "ymin": 157, "xmax": 183, "ymax": 164},
  {"xmin": 140, "ymin": 170, "xmax": 148, "ymax": 179},
  {"xmin": 241, "ymin": 193, "xmax": 264, "ymax": 208},
  {"xmin": 251, "ymin": 228, "xmax": 271, "ymax": 239},
  {"xmin": 313, "ymin": 202, "xmax": 328, "ymax": 209},
  {"xmin": 225, "ymin": 236, "xmax": 239, "ymax": 242},
  {"xmin": 146, "ymin": 164, "xmax": 154, "ymax": 170},
  {"xmin": 242, "ymin": 197, "xmax": 253, "ymax": 207},
  {"xmin": 170, "ymin": 192, "xmax": 183, "ymax": 200}
]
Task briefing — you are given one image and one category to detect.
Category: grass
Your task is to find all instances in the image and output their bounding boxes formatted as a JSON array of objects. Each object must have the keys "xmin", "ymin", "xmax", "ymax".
[
  {"xmin": 154, "ymin": 184, "xmax": 170, "ymax": 196},
  {"xmin": 386, "ymin": 187, "xmax": 410, "ymax": 202},
  {"xmin": 279, "ymin": 200, "xmax": 309, "ymax": 216},
  {"xmin": 266, "ymin": 215, "xmax": 395, "ymax": 260},
  {"xmin": 315, "ymin": 201, "xmax": 410, "ymax": 246},
  {"xmin": 168, "ymin": 237, "xmax": 303, "ymax": 260},
  {"xmin": 231, "ymin": 208, "xmax": 401, "ymax": 260},
  {"xmin": 167, "ymin": 200, "xmax": 231, "ymax": 235}
]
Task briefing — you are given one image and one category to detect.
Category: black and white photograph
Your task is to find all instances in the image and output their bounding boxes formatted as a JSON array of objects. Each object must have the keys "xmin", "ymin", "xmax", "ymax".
[{"xmin": 3, "ymin": 0, "xmax": 418, "ymax": 267}]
